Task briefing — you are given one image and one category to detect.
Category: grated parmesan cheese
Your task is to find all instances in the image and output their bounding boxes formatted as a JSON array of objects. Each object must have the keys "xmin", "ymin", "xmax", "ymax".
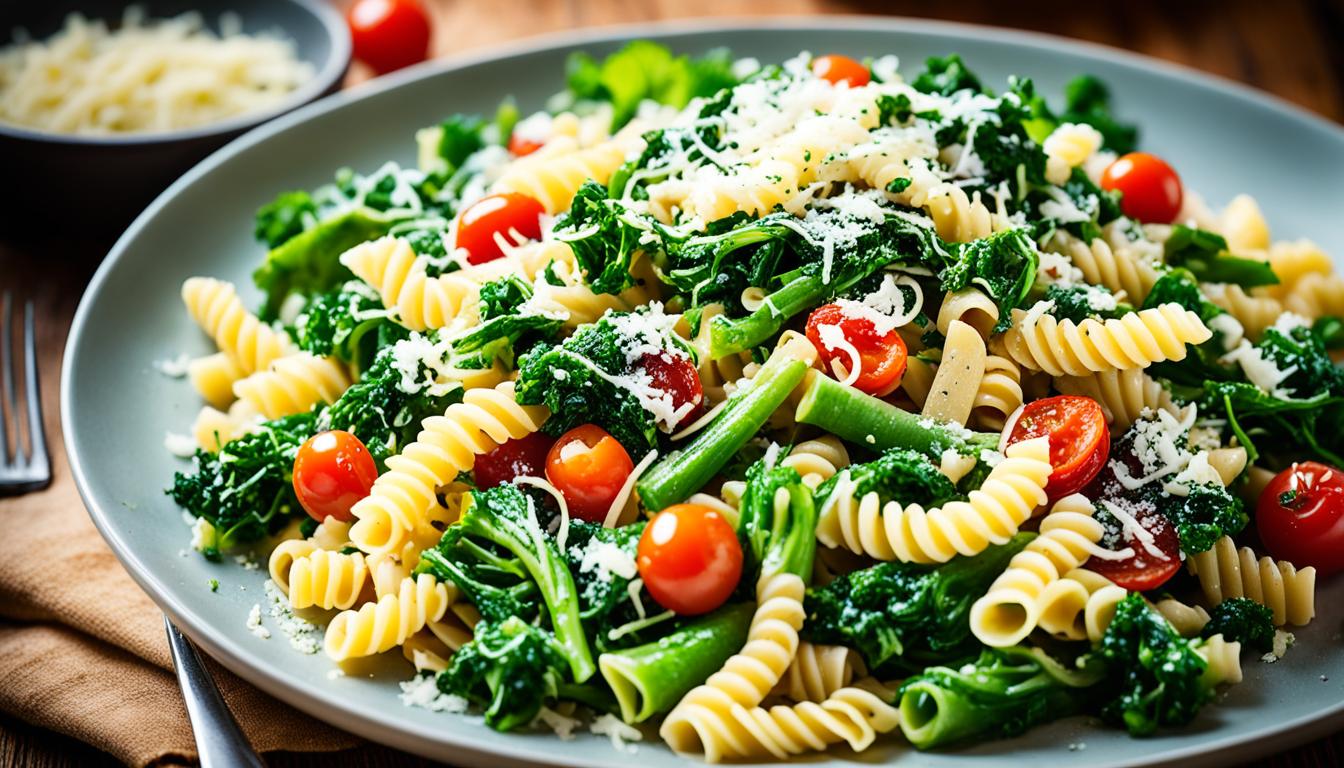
[
  {"xmin": 590, "ymin": 713, "xmax": 642, "ymax": 754},
  {"xmin": 153, "ymin": 353, "xmax": 192, "ymax": 378},
  {"xmin": 399, "ymin": 675, "xmax": 469, "ymax": 713},
  {"xmin": 245, "ymin": 604, "xmax": 270, "ymax": 639},
  {"xmin": 164, "ymin": 432, "xmax": 198, "ymax": 457}
]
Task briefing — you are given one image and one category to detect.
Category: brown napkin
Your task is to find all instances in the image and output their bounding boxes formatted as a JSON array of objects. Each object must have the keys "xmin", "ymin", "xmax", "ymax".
[{"xmin": 0, "ymin": 412, "xmax": 362, "ymax": 766}]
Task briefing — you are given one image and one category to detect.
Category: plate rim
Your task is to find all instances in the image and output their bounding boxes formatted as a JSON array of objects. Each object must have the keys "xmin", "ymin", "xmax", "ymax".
[{"xmin": 62, "ymin": 14, "xmax": 1344, "ymax": 767}]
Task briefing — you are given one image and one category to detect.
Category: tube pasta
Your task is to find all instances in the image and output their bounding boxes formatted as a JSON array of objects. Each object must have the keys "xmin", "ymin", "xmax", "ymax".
[
  {"xmin": 970, "ymin": 494, "xmax": 1107, "ymax": 647},
  {"xmin": 181, "ymin": 277, "xmax": 294, "ymax": 373},
  {"xmin": 936, "ymin": 288, "xmax": 999, "ymax": 339},
  {"xmin": 1187, "ymin": 536, "xmax": 1316, "ymax": 626},
  {"xmin": 816, "ymin": 436, "xmax": 1052, "ymax": 563},
  {"xmin": 324, "ymin": 574, "xmax": 456, "ymax": 660},
  {"xmin": 922, "ymin": 319, "xmax": 987, "ymax": 426},
  {"xmin": 1003, "ymin": 301, "xmax": 1212, "ymax": 377},
  {"xmin": 349, "ymin": 381, "xmax": 548, "ymax": 558}
]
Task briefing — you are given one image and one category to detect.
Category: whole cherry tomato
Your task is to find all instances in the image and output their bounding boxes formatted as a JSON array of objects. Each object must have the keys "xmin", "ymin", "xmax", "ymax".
[
  {"xmin": 1257, "ymin": 461, "xmax": 1344, "ymax": 576},
  {"xmin": 812, "ymin": 54, "xmax": 870, "ymax": 87},
  {"xmin": 455, "ymin": 192, "xmax": 545, "ymax": 265},
  {"xmin": 346, "ymin": 0, "xmax": 432, "ymax": 75},
  {"xmin": 1100, "ymin": 152, "xmax": 1183, "ymax": 224},
  {"xmin": 292, "ymin": 430, "xmax": 378, "ymax": 523},
  {"xmin": 638, "ymin": 503, "xmax": 743, "ymax": 615},
  {"xmin": 545, "ymin": 424, "xmax": 635, "ymax": 523},
  {"xmin": 805, "ymin": 303, "xmax": 908, "ymax": 395}
]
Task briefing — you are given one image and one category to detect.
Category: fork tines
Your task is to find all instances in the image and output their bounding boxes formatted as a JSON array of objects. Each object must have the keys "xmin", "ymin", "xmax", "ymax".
[{"xmin": 0, "ymin": 291, "xmax": 51, "ymax": 494}]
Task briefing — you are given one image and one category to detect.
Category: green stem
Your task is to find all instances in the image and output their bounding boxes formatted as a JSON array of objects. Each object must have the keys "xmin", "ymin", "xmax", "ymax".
[
  {"xmin": 637, "ymin": 350, "xmax": 811, "ymax": 512},
  {"xmin": 598, "ymin": 603, "xmax": 754, "ymax": 723},
  {"xmin": 795, "ymin": 372, "xmax": 998, "ymax": 459},
  {"xmin": 708, "ymin": 274, "xmax": 824, "ymax": 358}
]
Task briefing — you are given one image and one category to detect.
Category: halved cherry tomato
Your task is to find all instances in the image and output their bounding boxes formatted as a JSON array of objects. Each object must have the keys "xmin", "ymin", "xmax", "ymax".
[
  {"xmin": 545, "ymin": 425, "xmax": 635, "ymax": 523},
  {"xmin": 1257, "ymin": 461, "xmax": 1344, "ymax": 576},
  {"xmin": 507, "ymin": 133, "xmax": 545, "ymax": 157},
  {"xmin": 1007, "ymin": 395, "xmax": 1110, "ymax": 499},
  {"xmin": 812, "ymin": 54, "xmax": 870, "ymax": 87},
  {"xmin": 1086, "ymin": 501, "xmax": 1182, "ymax": 591},
  {"xmin": 1100, "ymin": 152, "xmax": 1183, "ymax": 224},
  {"xmin": 639, "ymin": 352, "xmax": 704, "ymax": 431},
  {"xmin": 455, "ymin": 192, "xmax": 545, "ymax": 265},
  {"xmin": 475, "ymin": 432, "xmax": 555, "ymax": 490},
  {"xmin": 804, "ymin": 303, "xmax": 908, "ymax": 395},
  {"xmin": 293, "ymin": 430, "xmax": 378, "ymax": 523},
  {"xmin": 347, "ymin": 0, "xmax": 432, "ymax": 76},
  {"xmin": 638, "ymin": 503, "xmax": 743, "ymax": 616}
]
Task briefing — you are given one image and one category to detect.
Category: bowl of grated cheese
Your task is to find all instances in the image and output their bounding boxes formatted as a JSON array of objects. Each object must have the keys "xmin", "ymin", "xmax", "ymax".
[{"xmin": 0, "ymin": 0, "xmax": 350, "ymax": 234}]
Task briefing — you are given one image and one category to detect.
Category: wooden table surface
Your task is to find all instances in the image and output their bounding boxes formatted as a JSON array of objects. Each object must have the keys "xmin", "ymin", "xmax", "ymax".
[{"xmin": 2, "ymin": 0, "xmax": 1342, "ymax": 765}]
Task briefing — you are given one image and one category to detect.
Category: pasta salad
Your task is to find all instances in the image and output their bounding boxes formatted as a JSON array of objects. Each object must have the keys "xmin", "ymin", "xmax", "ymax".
[{"xmin": 165, "ymin": 42, "xmax": 1343, "ymax": 760}]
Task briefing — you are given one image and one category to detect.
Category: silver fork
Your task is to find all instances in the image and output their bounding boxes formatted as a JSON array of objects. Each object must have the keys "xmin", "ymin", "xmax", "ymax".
[{"xmin": 0, "ymin": 292, "xmax": 51, "ymax": 494}]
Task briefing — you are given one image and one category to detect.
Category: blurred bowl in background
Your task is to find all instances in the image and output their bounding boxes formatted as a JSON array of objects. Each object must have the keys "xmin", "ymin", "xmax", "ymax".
[{"xmin": 0, "ymin": 0, "xmax": 350, "ymax": 237}]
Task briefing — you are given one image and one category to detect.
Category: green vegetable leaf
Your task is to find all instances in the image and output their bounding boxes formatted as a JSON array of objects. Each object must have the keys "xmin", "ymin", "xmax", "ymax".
[{"xmin": 1164, "ymin": 226, "xmax": 1278, "ymax": 288}]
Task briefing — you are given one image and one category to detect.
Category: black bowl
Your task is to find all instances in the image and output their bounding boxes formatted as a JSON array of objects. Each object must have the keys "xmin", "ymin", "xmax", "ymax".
[{"xmin": 0, "ymin": 0, "xmax": 350, "ymax": 236}]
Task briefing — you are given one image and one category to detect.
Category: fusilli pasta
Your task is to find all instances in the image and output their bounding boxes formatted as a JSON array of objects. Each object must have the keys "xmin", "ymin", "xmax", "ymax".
[
  {"xmin": 324, "ymin": 574, "xmax": 456, "ymax": 660},
  {"xmin": 1187, "ymin": 536, "xmax": 1316, "ymax": 626},
  {"xmin": 1003, "ymin": 301, "xmax": 1212, "ymax": 377},
  {"xmin": 181, "ymin": 277, "xmax": 294, "ymax": 373}
]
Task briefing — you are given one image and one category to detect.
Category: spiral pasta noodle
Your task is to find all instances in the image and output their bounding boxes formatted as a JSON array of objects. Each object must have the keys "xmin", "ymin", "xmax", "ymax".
[
  {"xmin": 181, "ymin": 277, "xmax": 295, "ymax": 374},
  {"xmin": 1204, "ymin": 284, "xmax": 1282, "ymax": 341},
  {"xmin": 1054, "ymin": 368, "xmax": 1178, "ymax": 430},
  {"xmin": 1218, "ymin": 194, "xmax": 1271, "ymax": 253},
  {"xmin": 339, "ymin": 237, "xmax": 492, "ymax": 331},
  {"xmin": 923, "ymin": 185, "xmax": 1005, "ymax": 243},
  {"xmin": 286, "ymin": 549, "xmax": 370, "ymax": 610},
  {"xmin": 233, "ymin": 352, "xmax": 352, "ymax": 420},
  {"xmin": 936, "ymin": 288, "xmax": 1000, "ymax": 339},
  {"xmin": 187, "ymin": 351, "xmax": 245, "ymax": 409},
  {"xmin": 268, "ymin": 538, "xmax": 318, "ymax": 594},
  {"xmin": 1036, "ymin": 568, "xmax": 1130, "ymax": 643},
  {"xmin": 1264, "ymin": 239, "xmax": 1332, "ymax": 300},
  {"xmin": 771, "ymin": 643, "xmax": 861, "ymax": 703},
  {"xmin": 349, "ymin": 381, "xmax": 548, "ymax": 558},
  {"xmin": 1003, "ymin": 301, "xmax": 1212, "ymax": 377},
  {"xmin": 706, "ymin": 687, "xmax": 901, "ymax": 761},
  {"xmin": 816, "ymin": 436, "xmax": 1052, "ymax": 564},
  {"xmin": 494, "ymin": 135, "xmax": 635, "ymax": 214},
  {"xmin": 1152, "ymin": 598, "xmax": 1211, "ymax": 638},
  {"xmin": 780, "ymin": 437, "xmax": 850, "ymax": 490},
  {"xmin": 1197, "ymin": 634, "xmax": 1245, "ymax": 686},
  {"xmin": 1049, "ymin": 231, "xmax": 1159, "ymax": 304},
  {"xmin": 1282, "ymin": 271, "xmax": 1344, "ymax": 320},
  {"xmin": 969, "ymin": 355, "xmax": 1023, "ymax": 431},
  {"xmin": 1187, "ymin": 536, "xmax": 1316, "ymax": 626},
  {"xmin": 970, "ymin": 494, "xmax": 1108, "ymax": 647},
  {"xmin": 324, "ymin": 574, "xmax": 456, "ymax": 661}
]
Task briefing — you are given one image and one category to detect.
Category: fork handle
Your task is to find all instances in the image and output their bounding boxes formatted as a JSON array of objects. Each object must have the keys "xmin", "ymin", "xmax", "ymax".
[{"xmin": 164, "ymin": 617, "xmax": 267, "ymax": 768}]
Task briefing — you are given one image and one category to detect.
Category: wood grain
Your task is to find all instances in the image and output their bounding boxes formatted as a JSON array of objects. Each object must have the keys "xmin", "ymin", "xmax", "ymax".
[{"xmin": 2, "ymin": 0, "xmax": 1342, "ymax": 765}]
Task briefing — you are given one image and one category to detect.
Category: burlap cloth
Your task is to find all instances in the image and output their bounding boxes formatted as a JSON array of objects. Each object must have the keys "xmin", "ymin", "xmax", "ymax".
[{"xmin": 0, "ymin": 429, "xmax": 363, "ymax": 766}]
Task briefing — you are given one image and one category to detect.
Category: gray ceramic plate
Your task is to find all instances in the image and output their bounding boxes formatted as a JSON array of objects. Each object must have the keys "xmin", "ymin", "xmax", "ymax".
[{"xmin": 64, "ymin": 17, "xmax": 1344, "ymax": 768}]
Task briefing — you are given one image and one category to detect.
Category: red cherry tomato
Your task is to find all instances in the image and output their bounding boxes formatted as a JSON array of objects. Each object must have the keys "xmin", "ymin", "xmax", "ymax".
[
  {"xmin": 474, "ymin": 432, "xmax": 555, "ymax": 490},
  {"xmin": 804, "ymin": 303, "xmax": 908, "ymax": 395},
  {"xmin": 812, "ymin": 54, "xmax": 870, "ymax": 87},
  {"xmin": 1257, "ymin": 461, "xmax": 1344, "ymax": 576},
  {"xmin": 639, "ymin": 352, "xmax": 704, "ymax": 431},
  {"xmin": 507, "ymin": 133, "xmax": 545, "ymax": 157},
  {"xmin": 346, "ymin": 0, "xmax": 432, "ymax": 76},
  {"xmin": 1100, "ymin": 152, "xmax": 1184, "ymax": 224},
  {"xmin": 1086, "ymin": 503, "xmax": 1182, "ymax": 591},
  {"xmin": 454, "ymin": 192, "xmax": 545, "ymax": 265},
  {"xmin": 637, "ymin": 503, "xmax": 743, "ymax": 616},
  {"xmin": 545, "ymin": 425, "xmax": 635, "ymax": 523},
  {"xmin": 1007, "ymin": 395, "xmax": 1110, "ymax": 499},
  {"xmin": 292, "ymin": 430, "xmax": 378, "ymax": 523}
]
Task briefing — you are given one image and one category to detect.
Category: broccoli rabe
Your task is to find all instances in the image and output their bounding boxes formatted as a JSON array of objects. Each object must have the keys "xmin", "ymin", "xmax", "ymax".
[
  {"xmin": 564, "ymin": 520, "xmax": 670, "ymax": 652},
  {"xmin": 815, "ymin": 447, "xmax": 959, "ymax": 515},
  {"xmin": 910, "ymin": 54, "xmax": 984, "ymax": 96},
  {"xmin": 1044, "ymin": 283, "xmax": 1131, "ymax": 324},
  {"xmin": 802, "ymin": 534, "xmax": 1031, "ymax": 676},
  {"xmin": 254, "ymin": 190, "xmax": 317, "ymax": 248},
  {"xmin": 938, "ymin": 230, "xmax": 1040, "ymax": 332},
  {"xmin": 478, "ymin": 275, "xmax": 535, "ymax": 320},
  {"xmin": 418, "ymin": 484, "xmax": 595, "ymax": 682},
  {"xmin": 1058, "ymin": 75, "xmax": 1139, "ymax": 154},
  {"xmin": 1094, "ymin": 594, "xmax": 1229, "ymax": 735},
  {"xmin": 168, "ymin": 411, "xmax": 318, "ymax": 558},
  {"xmin": 294, "ymin": 281, "xmax": 406, "ymax": 370},
  {"xmin": 736, "ymin": 456, "xmax": 817, "ymax": 582},
  {"xmin": 1164, "ymin": 226, "xmax": 1278, "ymax": 288},
  {"xmin": 559, "ymin": 41, "xmax": 740, "ymax": 130},
  {"xmin": 899, "ymin": 646, "xmax": 1100, "ymax": 748},
  {"xmin": 516, "ymin": 309, "xmax": 687, "ymax": 455},
  {"xmin": 1201, "ymin": 598, "xmax": 1275, "ymax": 652},
  {"xmin": 436, "ymin": 617, "xmax": 569, "ymax": 731},
  {"xmin": 552, "ymin": 182, "xmax": 651, "ymax": 295}
]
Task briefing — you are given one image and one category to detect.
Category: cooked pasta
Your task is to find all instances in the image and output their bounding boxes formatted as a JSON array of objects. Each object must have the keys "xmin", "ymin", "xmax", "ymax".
[
  {"xmin": 1003, "ymin": 301, "xmax": 1212, "ymax": 377},
  {"xmin": 1187, "ymin": 536, "xmax": 1317, "ymax": 626},
  {"xmin": 162, "ymin": 45, "xmax": 1324, "ymax": 759},
  {"xmin": 181, "ymin": 277, "xmax": 294, "ymax": 373},
  {"xmin": 324, "ymin": 574, "xmax": 456, "ymax": 661},
  {"xmin": 816, "ymin": 436, "xmax": 1052, "ymax": 563},
  {"xmin": 349, "ymin": 381, "xmax": 548, "ymax": 558},
  {"xmin": 970, "ymin": 493, "xmax": 1108, "ymax": 647}
]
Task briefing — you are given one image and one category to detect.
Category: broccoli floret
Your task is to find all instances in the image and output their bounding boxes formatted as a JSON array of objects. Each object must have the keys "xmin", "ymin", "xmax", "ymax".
[
  {"xmin": 516, "ymin": 309, "xmax": 687, "ymax": 454},
  {"xmin": 1094, "ymin": 594, "xmax": 1221, "ymax": 735},
  {"xmin": 418, "ymin": 484, "xmax": 595, "ymax": 682},
  {"xmin": 167, "ymin": 411, "xmax": 317, "ymax": 558},
  {"xmin": 939, "ymin": 230, "xmax": 1039, "ymax": 332},
  {"xmin": 816, "ymin": 447, "xmax": 959, "ymax": 513},
  {"xmin": 563, "ymin": 521, "xmax": 672, "ymax": 651},
  {"xmin": 898, "ymin": 646, "xmax": 1100, "ymax": 748},
  {"xmin": 436, "ymin": 617, "xmax": 568, "ymax": 731},
  {"xmin": 911, "ymin": 54, "xmax": 983, "ymax": 96},
  {"xmin": 1162, "ymin": 483, "xmax": 1246, "ymax": 555},
  {"xmin": 478, "ymin": 275, "xmax": 535, "ymax": 320},
  {"xmin": 1201, "ymin": 598, "xmax": 1274, "ymax": 652},
  {"xmin": 1044, "ymin": 283, "xmax": 1131, "ymax": 324},
  {"xmin": 802, "ymin": 535, "xmax": 1032, "ymax": 676}
]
